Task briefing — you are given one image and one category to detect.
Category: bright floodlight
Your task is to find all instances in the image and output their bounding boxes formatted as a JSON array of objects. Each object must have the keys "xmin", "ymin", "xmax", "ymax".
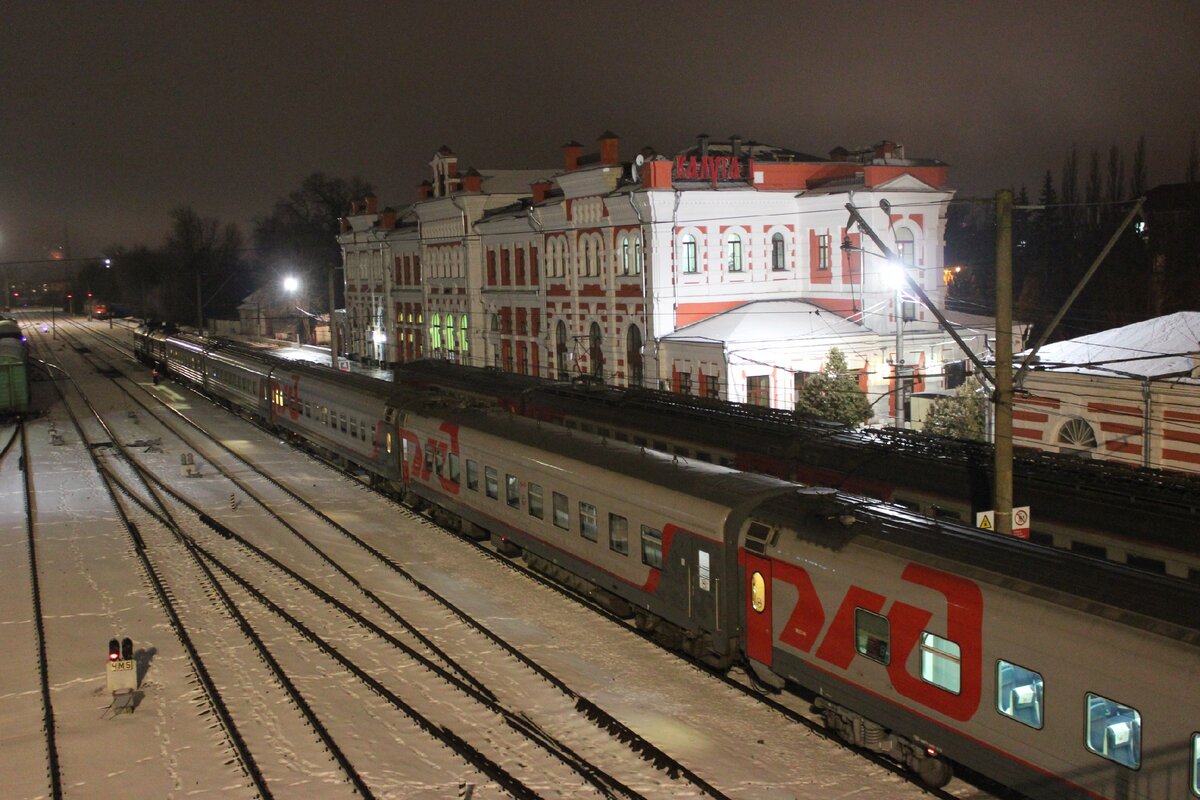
[
  {"xmin": 283, "ymin": 276, "xmax": 300, "ymax": 293},
  {"xmin": 883, "ymin": 257, "xmax": 907, "ymax": 290}
]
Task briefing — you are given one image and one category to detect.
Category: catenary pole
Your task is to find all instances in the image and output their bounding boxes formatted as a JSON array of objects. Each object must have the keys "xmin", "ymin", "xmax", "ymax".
[
  {"xmin": 328, "ymin": 265, "xmax": 339, "ymax": 370},
  {"xmin": 994, "ymin": 190, "xmax": 1014, "ymax": 536}
]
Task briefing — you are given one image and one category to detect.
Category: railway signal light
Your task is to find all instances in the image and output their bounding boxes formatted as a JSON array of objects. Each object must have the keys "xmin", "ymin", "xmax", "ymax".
[
  {"xmin": 121, "ymin": 637, "xmax": 133, "ymax": 660},
  {"xmin": 108, "ymin": 638, "xmax": 120, "ymax": 661}
]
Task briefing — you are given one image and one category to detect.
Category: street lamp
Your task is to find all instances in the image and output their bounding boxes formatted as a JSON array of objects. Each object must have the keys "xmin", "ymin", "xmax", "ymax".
[{"xmin": 283, "ymin": 275, "xmax": 301, "ymax": 345}]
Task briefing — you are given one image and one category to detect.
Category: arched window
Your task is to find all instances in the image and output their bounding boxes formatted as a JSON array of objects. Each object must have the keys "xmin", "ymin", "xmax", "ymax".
[
  {"xmin": 585, "ymin": 238, "xmax": 597, "ymax": 276},
  {"xmin": 589, "ymin": 322, "xmax": 604, "ymax": 380},
  {"xmin": 681, "ymin": 234, "xmax": 697, "ymax": 274},
  {"xmin": 726, "ymin": 233, "xmax": 743, "ymax": 272},
  {"xmin": 430, "ymin": 313, "xmax": 442, "ymax": 351},
  {"xmin": 896, "ymin": 227, "xmax": 916, "ymax": 267},
  {"xmin": 633, "ymin": 236, "xmax": 643, "ymax": 275},
  {"xmin": 772, "ymin": 233, "xmax": 786, "ymax": 270},
  {"xmin": 621, "ymin": 235, "xmax": 630, "ymax": 275},
  {"xmin": 626, "ymin": 325, "xmax": 643, "ymax": 388},
  {"xmin": 444, "ymin": 314, "xmax": 455, "ymax": 351},
  {"xmin": 1057, "ymin": 418, "xmax": 1098, "ymax": 453},
  {"xmin": 556, "ymin": 320, "xmax": 569, "ymax": 380},
  {"xmin": 459, "ymin": 315, "xmax": 469, "ymax": 354}
]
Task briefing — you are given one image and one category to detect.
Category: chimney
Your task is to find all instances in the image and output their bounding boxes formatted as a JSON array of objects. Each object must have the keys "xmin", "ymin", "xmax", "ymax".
[
  {"xmin": 562, "ymin": 140, "xmax": 583, "ymax": 171},
  {"xmin": 641, "ymin": 158, "xmax": 672, "ymax": 189},
  {"xmin": 364, "ymin": 193, "xmax": 378, "ymax": 214},
  {"xmin": 874, "ymin": 140, "xmax": 897, "ymax": 160},
  {"xmin": 598, "ymin": 130, "xmax": 620, "ymax": 165},
  {"xmin": 730, "ymin": 134, "xmax": 743, "ymax": 160},
  {"xmin": 462, "ymin": 167, "xmax": 483, "ymax": 192},
  {"xmin": 339, "ymin": 217, "xmax": 350, "ymax": 233},
  {"xmin": 350, "ymin": 199, "xmax": 362, "ymax": 215},
  {"xmin": 697, "ymin": 133, "xmax": 710, "ymax": 158},
  {"xmin": 417, "ymin": 180, "xmax": 433, "ymax": 201},
  {"xmin": 531, "ymin": 179, "xmax": 554, "ymax": 204},
  {"xmin": 379, "ymin": 207, "xmax": 397, "ymax": 229}
]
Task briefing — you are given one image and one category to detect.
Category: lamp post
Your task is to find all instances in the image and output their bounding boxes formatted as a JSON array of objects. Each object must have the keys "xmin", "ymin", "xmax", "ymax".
[{"xmin": 283, "ymin": 275, "xmax": 300, "ymax": 346}]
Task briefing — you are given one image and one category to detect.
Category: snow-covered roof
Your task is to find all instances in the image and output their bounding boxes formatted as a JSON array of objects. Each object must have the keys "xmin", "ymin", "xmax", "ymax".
[
  {"xmin": 1021, "ymin": 311, "xmax": 1200, "ymax": 379},
  {"xmin": 663, "ymin": 299, "xmax": 867, "ymax": 344},
  {"xmin": 478, "ymin": 169, "xmax": 551, "ymax": 195}
]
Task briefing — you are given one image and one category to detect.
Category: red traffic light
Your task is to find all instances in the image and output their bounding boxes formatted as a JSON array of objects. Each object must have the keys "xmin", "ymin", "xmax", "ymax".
[
  {"xmin": 108, "ymin": 638, "xmax": 120, "ymax": 661},
  {"xmin": 67, "ymin": 293, "xmax": 73, "ymax": 299}
]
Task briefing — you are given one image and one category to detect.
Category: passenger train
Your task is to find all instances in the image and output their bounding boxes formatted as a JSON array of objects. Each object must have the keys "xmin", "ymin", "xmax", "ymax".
[{"xmin": 134, "ymin": 325, "xmax": 1200, "ymax": 799}]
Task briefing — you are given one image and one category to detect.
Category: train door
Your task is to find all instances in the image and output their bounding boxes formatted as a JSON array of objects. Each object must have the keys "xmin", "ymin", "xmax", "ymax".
[
  {"xmin": 674, "ymin": 528, "xmax": 718, "ymax": 633},
  {"xmin": 743, "ymin": 552, "xmax": 773, "ymax": 666}
]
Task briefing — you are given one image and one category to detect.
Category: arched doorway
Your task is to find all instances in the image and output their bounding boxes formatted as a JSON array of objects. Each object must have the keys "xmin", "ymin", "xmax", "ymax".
[
  {"xmin": 556, "ymin": 320, "xmax": 569, "ymax": 380},
  {"xmin": 589, "ymin": 322, "xmax": 604, "ymax": 380},
  {"xmin": 626, "ymin": 325, "xmax": 643, "ymax": 387}
]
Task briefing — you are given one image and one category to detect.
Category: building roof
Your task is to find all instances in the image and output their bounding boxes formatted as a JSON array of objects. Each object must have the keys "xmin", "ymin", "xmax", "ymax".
[
  {"xmin": 1022, "ymin": 311, "xmax": 1200, "ymax": 379},
  {"xmin": 478, "ymin": 169, "xmax": 552, "ymax": 195},
  {"xmin": 664, "ymin": 299, "xmax": 867, "ymax": 344}
]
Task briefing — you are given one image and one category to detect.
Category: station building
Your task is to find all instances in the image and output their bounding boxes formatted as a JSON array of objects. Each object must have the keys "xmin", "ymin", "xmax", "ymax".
[{"xmin": 338, "ymin": 133, "xmax": 1007, "ymax": 425}]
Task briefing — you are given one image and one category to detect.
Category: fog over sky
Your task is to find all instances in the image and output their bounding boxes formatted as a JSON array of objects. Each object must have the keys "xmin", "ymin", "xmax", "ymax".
[{"xmin": 2, "ymin": 0, "xmax": 1198, "ymax": 264}]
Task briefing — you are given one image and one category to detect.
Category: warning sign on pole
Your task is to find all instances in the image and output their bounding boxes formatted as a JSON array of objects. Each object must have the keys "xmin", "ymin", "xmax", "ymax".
[
  {"xmin": 975, "ymin": 510, "xmax": 994, "ymax": 530},
  {"xmin": 976, "ymin": 508, "xmax": 1031, "ymax": 539}
]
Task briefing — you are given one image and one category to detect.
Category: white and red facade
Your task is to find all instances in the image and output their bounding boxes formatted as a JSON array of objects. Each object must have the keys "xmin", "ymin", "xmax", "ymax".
[{"xmin": 339, "ymin": 133, "xmax": 995, "ymax": 425}]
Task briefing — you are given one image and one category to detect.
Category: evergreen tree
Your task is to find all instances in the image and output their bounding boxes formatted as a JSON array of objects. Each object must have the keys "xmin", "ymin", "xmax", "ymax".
[
  {"xmin": 922, "ymin": 383, "xmax": 986, "ymax": 441},
  {"xmin": 794, "ymin": 348, "xmax": 872, "ymax": 426}
]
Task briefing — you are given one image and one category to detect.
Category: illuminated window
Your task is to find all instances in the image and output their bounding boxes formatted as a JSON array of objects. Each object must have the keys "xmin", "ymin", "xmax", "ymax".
[
  {"xmin": 771, "ymin": 233, "xmax": 786, "ymax": 270},
  {"xmin": 579, "ymin": 502, "xmax": 598, "ymax": 541},
  {"xmin": 633, "ymin": 236, "xmax": 643, "ymax": 275},
  {"xmin": 609, "ymin": 514, "xmax": 628, "ymax": 554},
  {"xmin": 641, "ymin": 525, "xmax": 663, "ymax": 569},
  {"xmin": 750, "ymin": 572, "xmax": 766, "ymax": 613},
  {"xmin": 896, "ymin": 227, "xmax": 916, "ymax": 267},
  {"xmin": 996, "ymin": 660, "xmax": 1043, "ymax": 729},
  {"xmin": 919, "ymin": 632, "xmax": 961, "ymax": 693},
  {"xmin": 1085, "ymin": 694, "xmax": 1140, "ymax": 770},
  {"xmin": 506, "ymin": 474, "xmax": 520, "ymax": 508},
  {"xmin": 854, "ymin": 609, "xmax": 890, "ymax": 664},
  {"xmin": 621, "ymin": 236, "xmax": 630, "ymax": 275},
  {"xmin": 681, "ymin": 235, "xmax": 697, "ymax": 274}
]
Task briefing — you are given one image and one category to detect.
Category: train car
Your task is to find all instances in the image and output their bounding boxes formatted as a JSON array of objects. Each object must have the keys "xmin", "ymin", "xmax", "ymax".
[
  {"xmin": 0, "ymin": 318, "xmax": 24, "ymax": 341},
  {"xmin": 202, "ymin": 343, "xmax": 272, "ymax": 418},
  {"xmin": 0, "ymin": 337, "xmax": 30, "ymax": 415},
  {"xmin": 266, "ymin": 357, "xmax": 398, "ymax": 482},
  {"xmin": 742, "ymin": 491, "xmax": 1200, "ymax": 799},
  {"xmin": 394, "ymin": 404, "xmax": 1200, "ymax": 799}
]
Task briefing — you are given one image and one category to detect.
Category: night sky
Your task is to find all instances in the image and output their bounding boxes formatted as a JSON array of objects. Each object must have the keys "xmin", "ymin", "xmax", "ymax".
[{"xmin": 3, "ymin": 0, "xmax": 1198, "ymax": 264}]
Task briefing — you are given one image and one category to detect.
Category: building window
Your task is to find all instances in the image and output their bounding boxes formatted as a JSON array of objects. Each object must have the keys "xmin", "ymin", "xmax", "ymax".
[
  {"xmin": 702, "ymin": 373, "xmax": 720, "ymax": 399},
  {"xmin": 553, "ymin": 492, "xmax": 569, "ymax": 529},
  {"xmin": 1086, "ymin": 694, "xmax": 1141, "ymax": 770},
  {"xmin": 919, "ymin": 633, "xmax": 961, "ymax": 693},
  {"xmin": 678, "ymin": 372, "xmax": 692, "ymax": 395},
  {"xmin": 996, "ymin": 660, "xmax": 1043, "ymax": 729},
  {"xmin": 771, "ymin": 233, "xmax": 786, "ymax": 270},
  {"xmin": 579, "ymin": 502, "xmax": 598, "ymax": 541},
  {"xmin": 633, "ymin": 236, "xmax": 643, "ymax": 274},
  {"xmin": 855, "ymin": 609, "xmax": 890, "ymax": 664},
  {"xmin": 747, "ymin": 375, "xmax": 770, "ymax": 407},
  {"xmin": 528, "ymin": 483, "xmax": 543, "ymax": 519},
  {"xmin": 621, "ymin": 236, "xmax": 630, "ymax": 275},
  {"xmin": 460, "ymin": 315, "xmax": 469, "ymax": 354},
  {"xmin": 626, "ymin": 325, "xmax": 643, "ymax": 388},
  {"xmin": 641, "ymin": 525, "xmax": 663, "ymax": 569},
  {"xmin": 726, "ymin": 234, "xmax": 743, "ymax": 272},
  {"xmin": 896, "ymin": 227, "xmax": 916, "ymax": 267},
  {"xmin": 681, "ymin": 234, "xmax": 697, "ymax": 274},
  {"xmin": 1057, "ymin": 418, "xmax": 1098, "ymax": 452},
  {"xmin": 484, "ymin": 467, "xmax": 498, "ymax": 500},
  {"xmin": 609, "ymin": 513, "xmax": 629, "ymax": 555},
  {"xmin": 556, "ymin": 320, "xmax": 570, "ymax": 380},
  {"xmin": 818, "ymin": 234, "xmax": 831, "ymax": 270}
]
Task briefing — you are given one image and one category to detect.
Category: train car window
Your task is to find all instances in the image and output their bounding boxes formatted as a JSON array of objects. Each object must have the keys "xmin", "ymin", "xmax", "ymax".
[
  {"xmin": 385, "ymin": 432, "xmax": 393, "ymax": 455},
  {"xmin": 931, "ymin": 506, "xmax": 962, "ymax": 521},
  {"xmin": 634, "ymin": 436, "xmax": 648, "ymax": 448},
  {"xmin": 720, "ymin": 457, "xmax": 735, "ymax": 468},
  {"xmin": 424, "ymin": 444, "xmax": 434, "ymax": 474},
  {"xmin": 304, "ymin": 401, "xmax": 311, "ymax": 418},
  {"xmin": 466, "ymin": 460, "xmax": 479, "ymax": 491},
  {"xmin": 609, "ymin": 514, "xmax": 629, "ymax": 554},
  {"xmin": 653, "ymin": 440, "xmax": 668, "ymax": 452},
  {"xmin": 1124, "ymin": 554, "xmax": 1166, "ymax": 575},
  {"xmin": 553, "ymin": 492, "xmax": 569, "ymax": 529},
  {"xmin": 565, "ymin": 420, "xmax": 578, "ymax": 430},
  {"xmin": 854, "ymin": 610, "xmax": 890, "ymax": 664},
  {"xmin": 1191, "ymin": 733, "xmax": 1200, "ymax": 796},
  {"xmin": 581, "ymin": 423, "xmax": 594, "ymax": 434},
  {"xmin": 1028, "ymin": 531, "xmax": 1053, "ymax": 547},
  {"xmin": 435, "ymin": 447, "xmax": 445, "ymax": 476},
  {"xmin": 596, "ymin": 427, "xmax": 609, "ymax": 438},
  {"xmin": 696, "ymin": 451, "xmax": 712, "ymax": 463},
  {"xmin": 448, "ymin": 453, "xmax": 459, "ymax": 483},
  {"xmin": 485, "ymin": 467, "xmax": 499, "ymax": 500},
  {"xmin": 528, "ymin": 483, "xmax": 543, "ymax": 519},
  {"xmin": 340, "ymin": 413, "xmax": 347, "ymax": 434},
  {"xmin": 1085, "ymin": 693, "xmax": 1141, "ymax": 770},
  {"xmin": 750, "ymin": 572, "xmax": 766, "ymax": 612},
  {"xmin": 996, "ymin": 661, "xmax": 1044, "ymax": 729},
  {"xmin": 615, "ymin": 431, "xmax": 629, "ymax": 443},
  {"xmin": 350, "ymin": 418, "xmax": 358, "ymax": 438},
  {"xmin": 640, "ymin": 526, "xmax": 663, "ymax": 569},
  {"xmin": 1071, "ymin": 541, "xmax": 1107, "ymax": 560},
  {"xmin": 579, "ymin": 502, "xmax": 598, "ymax": 541},
  {"xmin": 919, "ymin": 633, "xmax": 961, "ymax": 693},
  {"xmin": 506, "ymin": 474, "xmax": 520, "ymax": 508}
]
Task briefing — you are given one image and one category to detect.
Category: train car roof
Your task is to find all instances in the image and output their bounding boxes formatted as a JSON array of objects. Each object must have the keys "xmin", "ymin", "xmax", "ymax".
[
  {"xmin": 754, "ymin": 490, "xmax": 1200, "ymax": 640},
  {"xmin": 416, "ymin": 406, "xmax": 798, "ymax": 509}
]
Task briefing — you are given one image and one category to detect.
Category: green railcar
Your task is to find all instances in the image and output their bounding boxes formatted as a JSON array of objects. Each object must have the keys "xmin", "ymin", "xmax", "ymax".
[{"xmin": 0, "ymin": 338, "xmax": 30, "ymax": 415}]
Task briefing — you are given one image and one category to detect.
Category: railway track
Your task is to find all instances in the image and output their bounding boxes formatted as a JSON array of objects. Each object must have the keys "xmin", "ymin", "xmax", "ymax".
[{"xmin": 38, "ymin": 315, "xmax": 740, "ymax": 797}]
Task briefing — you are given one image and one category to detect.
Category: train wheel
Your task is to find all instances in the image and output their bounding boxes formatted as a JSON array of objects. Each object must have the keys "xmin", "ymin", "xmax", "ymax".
[{"xmin": 913, "ymin": 755, "xmax": 952, "ymax": 789}]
